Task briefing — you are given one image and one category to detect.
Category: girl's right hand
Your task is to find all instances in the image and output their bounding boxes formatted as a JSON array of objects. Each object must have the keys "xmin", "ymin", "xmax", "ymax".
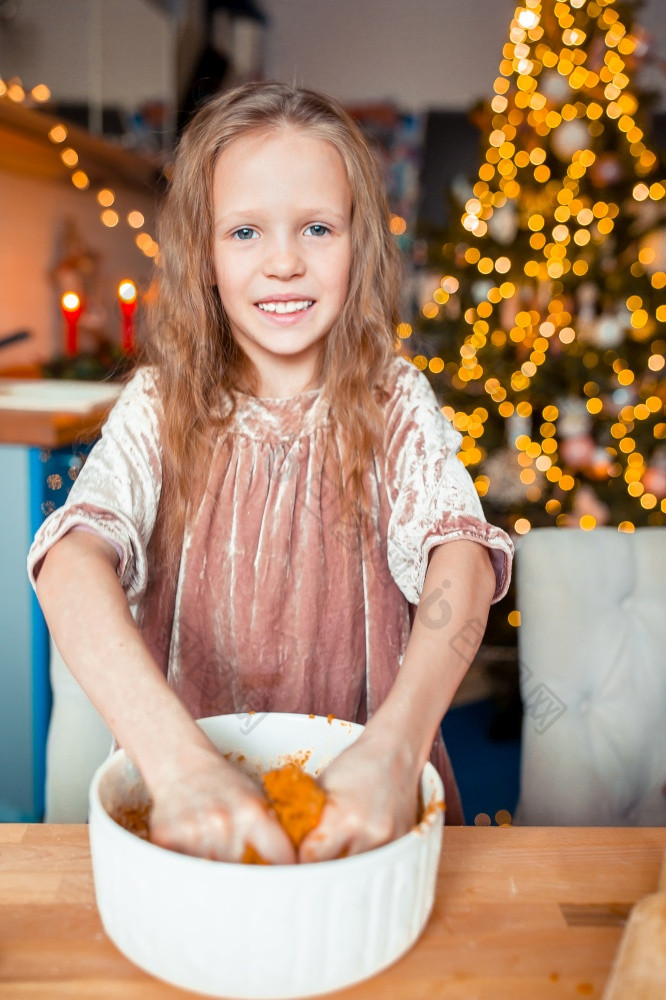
[{"xmin": 148, "ymin": 742, "xmax": 296, "ymax": 864}]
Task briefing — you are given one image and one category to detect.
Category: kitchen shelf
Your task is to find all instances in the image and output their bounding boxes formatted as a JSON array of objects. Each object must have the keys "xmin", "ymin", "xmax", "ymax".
[{"xmin": 0, "ymin": 98, "xmax": 164, "ymax": 190}]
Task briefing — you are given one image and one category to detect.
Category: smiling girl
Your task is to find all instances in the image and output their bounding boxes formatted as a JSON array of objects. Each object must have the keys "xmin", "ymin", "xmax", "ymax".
[{"xmin": 29, "ymin": 83, "xmax": 513, "ymax": 863}]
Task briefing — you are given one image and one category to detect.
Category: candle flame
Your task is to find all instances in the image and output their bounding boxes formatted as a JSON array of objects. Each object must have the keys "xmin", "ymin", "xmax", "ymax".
[
  {"xmin": 61, "ymin": 291, "xmax": 81, "ymax": 312},
  {"xmin": 118, "ymin": 280, "xmax": 137, "ymax": 304}
]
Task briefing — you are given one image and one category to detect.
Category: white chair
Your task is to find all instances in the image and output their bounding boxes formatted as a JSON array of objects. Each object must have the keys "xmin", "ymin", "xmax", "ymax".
[
  {"xmin": 514, "ymin": 527, "xmax": 666, "ymax": 826},
  {"xmin": 45, "ymin": 638, "xmax": 112, "ymax": 822}
]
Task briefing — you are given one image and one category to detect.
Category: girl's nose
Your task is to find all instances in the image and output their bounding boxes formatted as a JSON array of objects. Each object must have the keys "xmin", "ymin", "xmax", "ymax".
[{"xmin": 263, "ymin": 238, "xmax": 305, "ymax": 279}]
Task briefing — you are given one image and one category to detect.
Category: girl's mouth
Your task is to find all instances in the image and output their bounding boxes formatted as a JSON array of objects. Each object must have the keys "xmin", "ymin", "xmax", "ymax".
[{"xmin": 256, "ymin": 299, "xmax": 315, "ymax": 315}]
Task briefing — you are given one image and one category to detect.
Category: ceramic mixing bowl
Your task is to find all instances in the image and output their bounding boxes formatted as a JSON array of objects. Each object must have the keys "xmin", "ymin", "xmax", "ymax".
[{"xmin": 88, "ymin": 712, "xmax": 444, "ymax": 999}]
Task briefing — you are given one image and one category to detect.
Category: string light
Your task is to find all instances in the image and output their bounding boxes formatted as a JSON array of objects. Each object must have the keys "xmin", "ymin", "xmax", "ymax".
[
  {"xmin": 419, "ymin": 0, "xmax": 665, "ymax": 528},
  {"xmin": 71, "ymin": 170, "xmax": 89, "ymax": 190},
  {"xmin": 101, "ymin": 209, "xmax": 119, "ymax": 228},
  {"xmin": 96, "ymin": 188, "xmax": 115, "ymax": 207},
  {"xmin": 1, "ymin": 74, "xmax": 159, "ymax": 259}
]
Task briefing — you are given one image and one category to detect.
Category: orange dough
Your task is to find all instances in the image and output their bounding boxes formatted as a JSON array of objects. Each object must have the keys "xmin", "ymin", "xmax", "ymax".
[
  {"xmin": 260, "ymin": 762, "xmax": 327, "ymax": 849},
  {"xmin": 241, "ymin": 843, "xmax": 269, "ymax": 865},
  {"xmin": 112, "ymin": 761, "xmax": 327, "ymax": 864},
  {"xmin": 111, "ymin": 801, "xmax": 151, "ymax": 839}
]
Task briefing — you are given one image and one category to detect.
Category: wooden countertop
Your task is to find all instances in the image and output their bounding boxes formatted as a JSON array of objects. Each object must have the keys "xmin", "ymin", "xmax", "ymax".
[
  {"xmin": 0, "ymin": 406, "xmax": 111, "ymax": 448},
  {"xmin": 1, "ymin": 824, "xmax": 665, "ymax": 999},
  {"xmin": 0, "ymin": 380, "xmax": 120, "ymax": 447}
]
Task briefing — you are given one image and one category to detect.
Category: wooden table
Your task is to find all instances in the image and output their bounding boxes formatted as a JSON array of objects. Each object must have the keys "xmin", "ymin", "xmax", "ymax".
[{"xmin": 1, "ymin": 825, "xmax": 665, "ymax": 999}]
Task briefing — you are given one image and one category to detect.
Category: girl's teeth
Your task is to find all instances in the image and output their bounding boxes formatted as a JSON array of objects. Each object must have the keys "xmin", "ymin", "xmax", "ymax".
[{"xmin": 257, "ymin": 300, "xmax": 313, "ymax": 314}]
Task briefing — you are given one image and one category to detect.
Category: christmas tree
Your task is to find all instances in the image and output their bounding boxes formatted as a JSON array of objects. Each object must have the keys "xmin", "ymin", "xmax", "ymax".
[{"xmin": 409, "ymin": 0, "xmax": 665, "ymax": 533}]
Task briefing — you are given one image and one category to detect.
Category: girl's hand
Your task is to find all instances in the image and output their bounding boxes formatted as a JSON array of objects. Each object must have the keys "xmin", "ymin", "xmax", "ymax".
[
  {"xmin": 148, "ymin": 742, "xmax": 296, "ymax": 864},
  {"xmin": 298, "ymin": 731, "xmax": 422, "ymax": 863}
]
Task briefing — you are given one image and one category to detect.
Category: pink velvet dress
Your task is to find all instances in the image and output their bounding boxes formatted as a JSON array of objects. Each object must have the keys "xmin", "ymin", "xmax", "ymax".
[{"xmin": 28, "ymin": 356, "xmax": 513, "ymax": 824}]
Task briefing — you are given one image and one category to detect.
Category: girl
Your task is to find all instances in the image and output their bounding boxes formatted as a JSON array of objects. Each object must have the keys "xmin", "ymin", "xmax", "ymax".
[{"xmin": 30, "ymin": 82, "xmax": 512, "ymax": 864}]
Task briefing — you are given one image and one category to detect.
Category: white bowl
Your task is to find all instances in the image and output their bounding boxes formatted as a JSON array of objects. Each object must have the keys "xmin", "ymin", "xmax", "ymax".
[{"xmin": 89, "ymin": 713, "xmax": 444, "ymax": 999}]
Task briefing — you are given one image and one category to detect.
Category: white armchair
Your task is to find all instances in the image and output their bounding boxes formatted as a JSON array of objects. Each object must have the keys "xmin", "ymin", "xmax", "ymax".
[
  {"xmin": 45, "ymin": 638, "xmax": 112, "ymax": 822},
  {"xmin": 514, "ymin": 527, "xmax": 666, "ymax": 826}
]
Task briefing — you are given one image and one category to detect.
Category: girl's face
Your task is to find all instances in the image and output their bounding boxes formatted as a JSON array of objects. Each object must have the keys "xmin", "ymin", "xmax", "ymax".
[{"xmin": 212, "ymin": 127, "xmax": 353, "ymax": 397}]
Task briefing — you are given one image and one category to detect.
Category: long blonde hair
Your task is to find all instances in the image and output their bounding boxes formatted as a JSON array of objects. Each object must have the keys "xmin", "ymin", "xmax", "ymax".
[{"xmin": 141, "ymin": 81, "xmax": 401, "ymax": 578}]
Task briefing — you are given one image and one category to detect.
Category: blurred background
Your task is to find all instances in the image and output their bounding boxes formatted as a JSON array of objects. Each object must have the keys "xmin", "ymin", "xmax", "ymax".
[
  {"xmin": 1, "ymin": 0, "xmax": 663, "ymax": 371},
  {"xmin": 0, "ymin": 0, "xmax": 664, "ymax": 824}
]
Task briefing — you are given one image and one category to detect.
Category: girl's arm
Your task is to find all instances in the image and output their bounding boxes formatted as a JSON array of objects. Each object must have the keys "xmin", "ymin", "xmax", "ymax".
[
  {"xmin": 35, "ymin": 529, "xmax": 295, "ymax": 863},
  {"xmin": 300, "ymin": 538, "xmax": 495, "ymax": 861},
  {"xmin": 366, "ymin": 537, "xmax": 496, "ymax": 776}
]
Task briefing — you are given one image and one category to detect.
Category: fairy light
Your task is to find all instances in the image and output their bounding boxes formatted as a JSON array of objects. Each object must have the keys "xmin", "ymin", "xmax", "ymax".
[
  {"xmin": 71, "ymin": 170, "xmax": 89, "ymax": 190},
  {"xmin": 101, "ymin": 209, "xmax": 119, "ymax": 228},
  {"xmin": 31, "ymin": 84, "xmax": 51, "ymax": 103},
  {"xmin": 1, "ymin": 74, "xmax": 158, "ymax": 257},
  {"xmin": 7, "ymin": 81, "xmax": 25, "ymax": 102},
  {"xmin": 97, "ymin": 188, "xmax": 115, "ymax": 207},
  {"xmin": 60, "ymin": 148, "xmax": 78, "ymax": 167},
  {"xmin": 430, "ymin": 0, "xmax": 664, "ymax": 526},
  {"xmin": 48, "ymin": 124, "xmax": 68, "ymax": 143}
]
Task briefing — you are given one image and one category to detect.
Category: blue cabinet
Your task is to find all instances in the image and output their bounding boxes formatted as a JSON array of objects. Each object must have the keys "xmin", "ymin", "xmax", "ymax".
[{"xmin": 0, "ymin": 442, "xmax": 89, "ymax": 820}]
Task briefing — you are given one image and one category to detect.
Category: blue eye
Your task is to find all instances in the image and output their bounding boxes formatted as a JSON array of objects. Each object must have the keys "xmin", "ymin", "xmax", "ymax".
[
  {"xmin": 304, "ymin": 224, "xmax": 330, "ymax": 237},
  {"xmin": 233, "ymin": 227, "xmax": 257, "ymax": 240}
]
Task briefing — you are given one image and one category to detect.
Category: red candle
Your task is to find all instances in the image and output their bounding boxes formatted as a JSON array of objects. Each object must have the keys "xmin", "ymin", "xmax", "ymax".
[
  {"xmin": 118, "ymin": 280, "xmax": 138, "ymax": 354},
  {"xmin": 61, "ymin": 291, "xmax": 82, "ymax": 357}
]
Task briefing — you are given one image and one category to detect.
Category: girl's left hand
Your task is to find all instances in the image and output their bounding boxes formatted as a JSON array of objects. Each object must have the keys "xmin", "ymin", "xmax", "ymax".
[{"xmin": 298, "ymin": 730, "xmax": 422, "ymax": 863}]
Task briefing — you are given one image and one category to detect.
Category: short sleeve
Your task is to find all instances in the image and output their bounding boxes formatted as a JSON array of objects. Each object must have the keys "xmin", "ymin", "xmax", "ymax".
[
  {"xmin": 27, "ymin": 367, "xmax": 163, "ymax": 603},
  {"xmin": 383, "ymin": 359, "xmax": 513, "ymax": 605}
]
